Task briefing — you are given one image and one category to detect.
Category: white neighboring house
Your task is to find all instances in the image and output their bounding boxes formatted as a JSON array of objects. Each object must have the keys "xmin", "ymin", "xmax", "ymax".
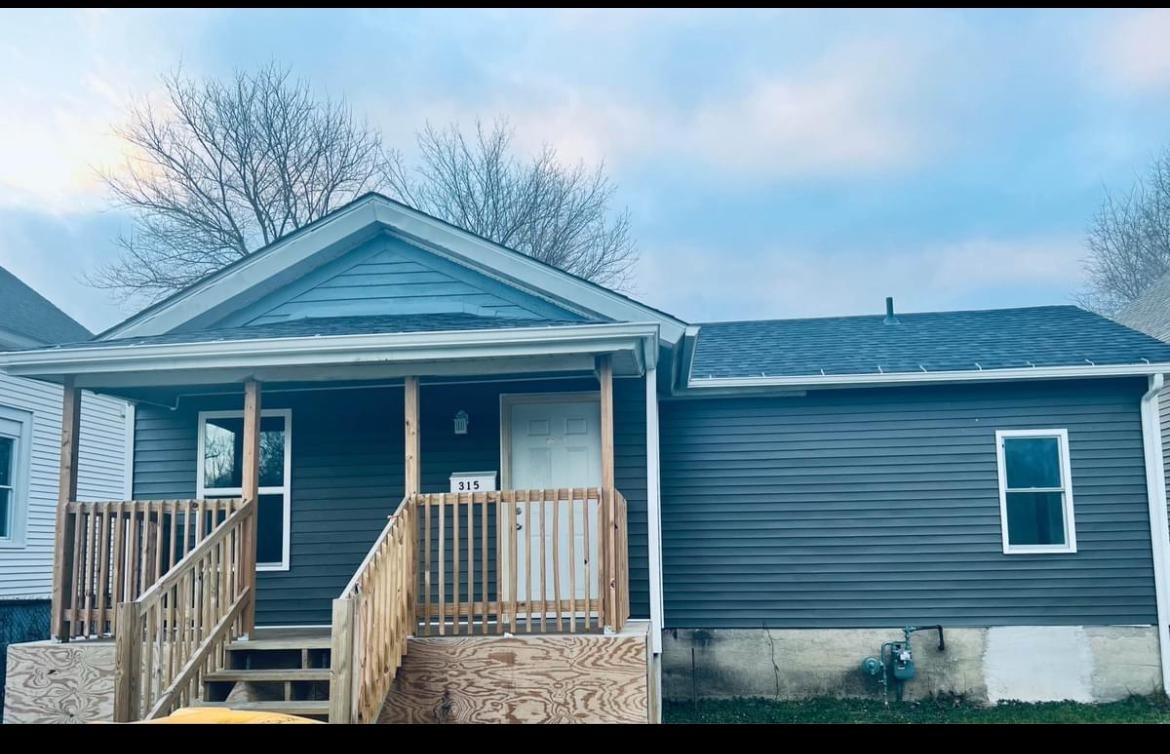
[{"xmin": 0, "ymin": 266, "xmax": 132, "ymax": 631}]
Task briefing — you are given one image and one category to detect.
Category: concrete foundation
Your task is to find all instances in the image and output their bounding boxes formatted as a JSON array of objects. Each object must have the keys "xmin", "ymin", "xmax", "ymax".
[
  {"xmin": 662, "ymin": 626, "xmax": 1162, "ymax": 704},
  {"xmin": 3, "ymin": 639, "xmax": 115, "ymax": 724}
]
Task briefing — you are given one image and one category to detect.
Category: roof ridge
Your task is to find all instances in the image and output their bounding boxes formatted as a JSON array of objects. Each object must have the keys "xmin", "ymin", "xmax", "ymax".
[{"xmin": 698, "ymin": 304, "xmax": 1082, "ymax": 327}]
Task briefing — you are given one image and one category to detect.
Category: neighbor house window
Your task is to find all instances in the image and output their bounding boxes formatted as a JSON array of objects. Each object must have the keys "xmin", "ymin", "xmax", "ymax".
[
  {"xmin": 996, "ymin": 429, "xmax": 1076, "ymax": 554},
  {"xmin": 0, "ymin": 406, "xmax": 32, "ymax": 547},
  {"xmin": 197, "ymin": 409, "xmax": 291, "ymax": 570}
]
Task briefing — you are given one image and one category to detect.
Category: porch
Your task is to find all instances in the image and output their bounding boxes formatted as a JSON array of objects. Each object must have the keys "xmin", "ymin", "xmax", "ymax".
[{"xmin": 8, "ymin": 328, "xmax": 657, "ymax": 724}]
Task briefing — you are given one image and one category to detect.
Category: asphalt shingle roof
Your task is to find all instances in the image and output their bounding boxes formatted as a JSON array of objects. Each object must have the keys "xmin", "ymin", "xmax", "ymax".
[
  {"xmin": 691, "ymin": 305, "xmax": 1170, "ymax": 380},
  {"xmin": 0, "ymin": 265, "xmax": 92, "ymax": 347},
  {"xmin": 42, "ymin": 312, "xmax": 582, "ymax": 350}
]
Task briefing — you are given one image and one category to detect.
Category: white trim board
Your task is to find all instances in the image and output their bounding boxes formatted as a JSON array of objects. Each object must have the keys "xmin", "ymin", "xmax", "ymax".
[
  {"xmin": 0, "ymin": 322, "xmax": 660, "ymax": 388},
  {"xmin": 687, "ymin": 362, "xmax": 1170, "ymax": 391},
  {"xmin": 98, "ymin": 194, "xmax": 687, "ymax": 345},
  {"xmin": 196, "ymin": 408, "xmax": 293, "ymax": 571},
  {"xmin": 0, "ymin": 405, "xmax": 33, "ymax": 548}
]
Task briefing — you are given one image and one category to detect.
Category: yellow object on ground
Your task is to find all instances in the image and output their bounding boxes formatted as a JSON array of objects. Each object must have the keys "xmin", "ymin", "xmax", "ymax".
[{"xmin": 133, "ymin": 707, "xmax": 324, "ymax": 724}]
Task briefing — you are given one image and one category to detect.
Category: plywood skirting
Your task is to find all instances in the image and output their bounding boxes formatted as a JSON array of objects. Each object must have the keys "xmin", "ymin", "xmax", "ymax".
[
  {"xmin": 4, "ymin": 640, "xmax": 115, "ymax": 724},
  {"xmin": 379, "ymin": 622, "xmax": 649, "ymax": 724}
]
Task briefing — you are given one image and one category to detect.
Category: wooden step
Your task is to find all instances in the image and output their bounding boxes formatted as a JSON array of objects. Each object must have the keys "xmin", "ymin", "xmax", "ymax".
[
  {"xmin": 193, "ymin": 700, "xmax": 329, "ymax": 717},
  {"xmin": 204, "ymin": 668, "xmax": 331, "ymax": 683},
  {"xmin": 226, "ymin": 636, "xmax": 332, "ymax": 652}
]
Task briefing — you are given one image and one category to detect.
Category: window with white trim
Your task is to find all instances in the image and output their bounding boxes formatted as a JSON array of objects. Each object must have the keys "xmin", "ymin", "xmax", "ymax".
[
  {"xmin": 197, "ymin": 409, "xmax": 291, "ymax": 570},
  {"xmin": 996, "ymin": 429, "xmax": 1077, "ymax": 554},
  {"xmin": 0, "ymin": 406, "xmax": 32, "ymax": 547}
]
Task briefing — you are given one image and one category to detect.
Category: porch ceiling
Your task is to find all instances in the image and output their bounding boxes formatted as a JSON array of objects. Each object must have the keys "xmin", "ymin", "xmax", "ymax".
[{"xmin": 0, "ymin": 321, "xmax": 657, "ymax": 392}]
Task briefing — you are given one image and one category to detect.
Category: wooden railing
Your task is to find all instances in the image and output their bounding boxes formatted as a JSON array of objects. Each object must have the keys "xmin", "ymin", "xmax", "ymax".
[
  {"xmin": 415, "ymin": 488, "xmax": 629, "ymax": 636},
  {"xmin": 112, "ymin": 498, "xmax": 257, "ymax": 722},
  {"xmin": 60, "ymin": 499, "xmax": 246, "ymax": 640},
  {"xmin": 329, "ymin": 496, "xmax": 417, "ymax": 725}
]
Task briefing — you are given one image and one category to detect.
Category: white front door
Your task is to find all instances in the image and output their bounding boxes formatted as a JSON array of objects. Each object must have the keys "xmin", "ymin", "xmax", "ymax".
[{"xmin": 507, "ymin": 396, "xmax": 601, "ymax": 604}]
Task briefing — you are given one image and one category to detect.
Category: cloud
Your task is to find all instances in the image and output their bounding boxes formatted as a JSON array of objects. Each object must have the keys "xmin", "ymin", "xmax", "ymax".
[
  {"xmin": 683, "ymin": 40, "xmax": 923, "ymax": 178},
  {"xmin": 432, "ymin": 36, "xmax": 933, "ymax": 182},
  {"xmin": 1097, "ymin": 9, "xmax": 1170, "ymax": 92},
  {"xmin": 633, "ymin": 235, "xmax": 1086, "ymax": 323},
  {"xmin": 0, "ymin": 10, "xmax": 211, "ymax": 212}
]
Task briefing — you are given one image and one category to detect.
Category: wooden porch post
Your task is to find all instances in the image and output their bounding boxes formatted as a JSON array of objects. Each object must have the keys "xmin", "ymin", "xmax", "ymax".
[
  {"xmin": 51, "ymin": 377, "xmax": 82, "ymax": 641},
  {"xmin": 112, "ymin": 601, "xmax": 141, "ymax": 721},
  {"xmin": 404, "ymin": 376, "xmax": 420, "ymax": 497},
  {"xmin": 241, "ymin": 378, "xmax": 262, "ymax": 635},
  {"xmin": 598, "ymin": 356, "xmax": 617, "ymax": 629}
]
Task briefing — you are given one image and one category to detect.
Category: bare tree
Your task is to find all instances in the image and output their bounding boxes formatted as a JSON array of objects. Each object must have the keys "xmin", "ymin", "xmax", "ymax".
[
  {"xmin": 1080, "ymin": 149, "xmax": 1170, "ymax": 314},
  {"xmin": 384, "ymin": 120, "xmax": 637, "ymax": 289},
  {"xmin": 91, "ymin": 64, "xmax": 385, "ymax": 303}
]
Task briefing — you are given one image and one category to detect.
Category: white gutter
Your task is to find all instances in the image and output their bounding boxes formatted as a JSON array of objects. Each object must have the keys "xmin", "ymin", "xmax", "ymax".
[
  {"xmin": 0, "ymin": 322, "xmax": 660, "ymax": 379},
  {"xmin": 689, "ymin": 362, "xmax": 1170, "ymax": 390},
  {"xmin": 1140, "ymin": 373, "xmax": 1170, "ymax": 698}
]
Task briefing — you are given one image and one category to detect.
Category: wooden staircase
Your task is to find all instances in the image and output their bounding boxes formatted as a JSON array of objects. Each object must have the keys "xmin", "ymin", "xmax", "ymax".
[{"xmin": 195, "ymin": 629, "xmax": 333, "ymax": 721}]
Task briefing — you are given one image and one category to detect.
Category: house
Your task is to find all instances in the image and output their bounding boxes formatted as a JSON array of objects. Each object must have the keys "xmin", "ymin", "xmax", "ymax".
[
  {"xmin": 3, "ymin": 194, "xmax": 1170, "ymax": 723},
  {"xmin": 0, "ymin": 265, "xmax": 132, "ymax": 716}
]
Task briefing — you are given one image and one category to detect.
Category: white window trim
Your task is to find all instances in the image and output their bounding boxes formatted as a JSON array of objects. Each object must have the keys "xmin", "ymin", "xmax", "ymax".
[
  {"xmin": 995, "ymin": 428, "xmax": 1077, "ymax": 555},
  {"xmin": 0, "ymin": 405, "xmax": 33, "ymax": 549},
  {"xmin": 196, "ymin": 408, "xmax": 292, "ymax": 571}
]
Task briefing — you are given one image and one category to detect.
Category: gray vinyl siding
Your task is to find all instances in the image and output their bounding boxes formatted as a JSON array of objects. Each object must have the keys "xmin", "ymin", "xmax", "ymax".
[
  {"xmin": 219, "ymin": 234, "xmax": 584, "ymax": 327},
  {"xmin": 132, "ymin": 376, "xmax": 649, "ymax": 626},
  {"xmin": 660, "ymin": 378, "xmax": 1156, "ymax": 628},
  {"xmin": 0, "ymin": 373, "xmax": 130, "ymax": 600}
]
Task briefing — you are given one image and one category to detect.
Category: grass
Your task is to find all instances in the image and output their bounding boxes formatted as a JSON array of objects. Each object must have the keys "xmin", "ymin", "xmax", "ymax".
[{"xmin": 664, "ymin": 694, "xmax": 1170, "ymax": 724}]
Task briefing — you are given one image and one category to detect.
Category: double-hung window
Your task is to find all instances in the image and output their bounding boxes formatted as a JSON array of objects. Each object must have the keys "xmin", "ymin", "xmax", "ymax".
[
  {"xmin": 996, "ymin": 429, "xmax": 1076, "ymax": 554},
  {"xmin": 197, "ymin": 409, "xmax": 292, "ymax": 570},
  {"xmin": 0, "ymin": 406, "xmax": 32, "ymax": 547}
]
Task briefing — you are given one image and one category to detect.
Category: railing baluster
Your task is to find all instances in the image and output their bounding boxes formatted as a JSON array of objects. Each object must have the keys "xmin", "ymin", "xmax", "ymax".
[
  {"xmin": 553, "ymin": 489, "xmax": 563, "ymax": 632},
  {"xmin": 168, "ymin": 500, "xmax": 177, "ymax": 572},
  {"xmin": 69, "ymin": 506, "xmax": 84, "ymax": 638},
  {"xmin": 453, "ymin": 492, "xmax": 460, "ymax": 636},
  {"xmin": 182, "ymin": 500, "xmax": 192, "ymax": 560},
  {"xmin": 464, "ymin": 492, "xmax": 472, "ymax": 633},
  {"xmin": 539, "ymin": 490, "xmax": 547, "ymax": 633},
  {"xmin": 438, "ymin": 493, "xmax": 445, "ymax": 636},
  {"xmin": 97, "ymin": 504, "xmax": 110, "ymax": 635},
  {"xmin": 481, "ymin": 492, "xmax": 488, "ymax": 635},
  {"xmin": 525, "ymin": 490, "xmax": 533, "ymax": 633},
  {"xmin": 569, "ymin": 489, "xmax": 577, "ymax": 633},
  {"xmin": 423, "ymin": 494, "xmax": 431, "ymax": 637}
]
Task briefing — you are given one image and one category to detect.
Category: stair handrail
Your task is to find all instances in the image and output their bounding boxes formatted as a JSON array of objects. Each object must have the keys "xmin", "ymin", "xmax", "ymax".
[
  {"xmin": 329, "ymin": 495, "xmax": 416, "ymax": 724},
  {"xmin": 113, "ymin": 497, "xmax": 257, "ymax": 722}
]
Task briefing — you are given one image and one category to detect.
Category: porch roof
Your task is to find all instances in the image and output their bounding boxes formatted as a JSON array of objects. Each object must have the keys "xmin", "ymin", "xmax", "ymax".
[{"xmin": 0, "ymin": 318, "xmax": 659, "ymax": 391}]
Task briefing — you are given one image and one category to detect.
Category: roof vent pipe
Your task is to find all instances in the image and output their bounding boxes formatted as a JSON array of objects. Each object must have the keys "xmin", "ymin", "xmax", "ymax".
[{"xmin": 884, "ymin": 296, "xmax": 899, "ymax": 325}]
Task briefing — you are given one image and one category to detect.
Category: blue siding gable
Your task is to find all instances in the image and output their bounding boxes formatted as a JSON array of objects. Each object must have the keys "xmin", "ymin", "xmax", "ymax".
[{"xmin": 221, "ymin": 233, "xmax": 589, "ymax": 326}]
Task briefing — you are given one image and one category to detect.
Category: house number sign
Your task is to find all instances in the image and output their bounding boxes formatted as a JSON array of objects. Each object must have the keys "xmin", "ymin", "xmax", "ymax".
[{"xmin": 449, "ymin": 470, "xmax": 498, "ymax": 493}]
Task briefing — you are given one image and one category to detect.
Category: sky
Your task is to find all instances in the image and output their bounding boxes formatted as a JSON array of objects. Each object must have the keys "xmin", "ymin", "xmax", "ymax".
[{"xmin": 1, "ymin": 8, "xmax": 1170, "ymax": 332}]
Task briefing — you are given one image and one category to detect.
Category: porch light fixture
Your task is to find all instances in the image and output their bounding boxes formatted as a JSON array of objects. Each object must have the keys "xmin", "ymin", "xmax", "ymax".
[{"xmin": 453, "ymin": 410, "xmax": 469, "ymax": 435}]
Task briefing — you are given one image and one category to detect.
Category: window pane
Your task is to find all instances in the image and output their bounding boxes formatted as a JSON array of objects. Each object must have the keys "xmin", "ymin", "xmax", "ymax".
[
  {"xmin": 203, "ymin": 416, "xmax": 285, "ymax": 489},
  {"xmin": 0, "ymin": 436, "xmax": 12, "ymax": 486},
  {"xmin": 0, "ymin": 488, "xmax": 9, "ymax": 539},
  {"xmin": 257, "ymin": 493, "xmax": 285, "ymax": 565},
  {"xmin": 259, "ymin": 418, "xmax": 285, "ymax": 487},
  {"xmin": 1006, "ymin": 491, "xmax": 1066, "ymax": 546},
  {"xmin": 1004, "ymin": 437, "xmax": 1062, "ymax": 489}
]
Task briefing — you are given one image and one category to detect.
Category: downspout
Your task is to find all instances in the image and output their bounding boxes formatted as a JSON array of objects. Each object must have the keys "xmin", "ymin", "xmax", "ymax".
[
  {"xmin": 645, "ymin": 362, "xmax": 665, "ymax": 723},
  {"xmin": 1140, "ymin": 373, "xmax": 1170, "ymax": 696}
]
